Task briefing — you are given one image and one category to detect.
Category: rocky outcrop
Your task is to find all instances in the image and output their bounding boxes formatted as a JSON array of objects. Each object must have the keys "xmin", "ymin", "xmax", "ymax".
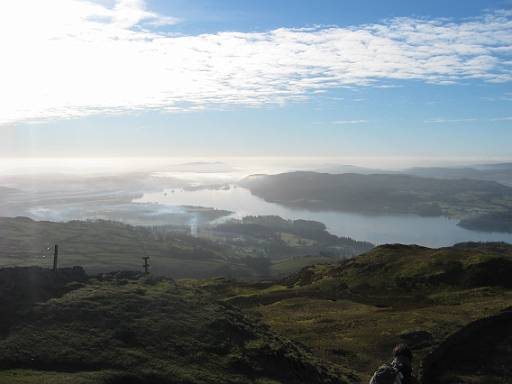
[
  {"xmin": 420, "ymin": 309, "xmax": 512, "ymax": 383},
  {"xmin": 0, "ymin": 266, "xmax": 87, "ymax": 335}
]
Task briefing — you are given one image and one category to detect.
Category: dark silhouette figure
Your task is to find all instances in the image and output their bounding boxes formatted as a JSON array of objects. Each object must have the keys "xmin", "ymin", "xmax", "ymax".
[
  {"xmin": 369, "ymin": 344, "xmax": 418, "ymax": 384},
  {"xmin": 142, "ymin": 256, "xmax": 150, "ymax": 274},
  {"xmin": 52, "ymin": 244, "xmax": 59, "ymax": 272}
]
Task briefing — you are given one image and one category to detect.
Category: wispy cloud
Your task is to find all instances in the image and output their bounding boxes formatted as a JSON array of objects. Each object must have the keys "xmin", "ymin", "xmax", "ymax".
[
  {"xmin": 490, "ymin": 116, "xmax": 512, "ymax": 121},
  {"xmin": 331, "ymin": 120, "xmax": 369, "ymax": 125},
  {"xmin": 425, "ymin": 116, "xmax": 512, "ymax": 123},
  {"xmin": 1, "ymin": 2, "xmax": 512, "ymax": 125},
  {"xmin": 424, "ymin": 118, "xmax": 479, "ymax": 124}
]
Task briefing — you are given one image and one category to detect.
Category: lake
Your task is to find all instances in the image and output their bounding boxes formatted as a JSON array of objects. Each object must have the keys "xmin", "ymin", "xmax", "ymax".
[{"xmin": 135, "ymin": 185, "xmax": 512, "ymax": 247}]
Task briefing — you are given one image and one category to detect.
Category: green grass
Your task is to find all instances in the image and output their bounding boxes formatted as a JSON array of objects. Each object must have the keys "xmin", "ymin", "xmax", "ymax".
[
  {"xmin": 0, "ymin": 370, "xmax": 116, "ymax": 384},
  {"xmin": 270, "ymin": 256, "xmax": 336, "ymax": 277},
  {"xmin": 0, "ymin": 217, "xmax": 253, "ymax": 279},
  {"xmin": 286, "ymin": 243, "xmax": 512, "ymax": 290},
  {"xmin": 0, "ymin": 217, "xmax": 371, "ymax": 280},
  {"xmin": 2, "ymin": 242, "xmax": 512, "ymax": 383},
  {"xmin": 254, "ymin": 290, "xmax": 512, "ymax": 382},
  {"xmin": 203, "ymin": 243, "xmax": 512, "ymax": 382},
  {"xmin": 0, "ymin": 274, "xmax": 351, "ymax": 384}
]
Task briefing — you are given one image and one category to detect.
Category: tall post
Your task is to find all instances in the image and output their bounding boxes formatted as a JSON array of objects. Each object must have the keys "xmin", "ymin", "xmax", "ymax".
[
  {"xmin": 142, "ymin": 256, "xmax": 150, "ymax": 274},
  {"xmin": 53, "ymin": 244, "xmax": 59, "ymax": 272}
]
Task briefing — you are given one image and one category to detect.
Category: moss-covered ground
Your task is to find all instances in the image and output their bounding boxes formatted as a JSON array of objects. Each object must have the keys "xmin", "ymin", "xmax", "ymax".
[
  {"xmin": 1, "ymin": 242, "xmax": 511, "ymax": 383},
  {"xmin": 0, "ymin": 273, "xmax": 353, "ymax": 384},
  {"xmin": 196, "ymin": 243, "xmax": 512, "ymax": 383}
]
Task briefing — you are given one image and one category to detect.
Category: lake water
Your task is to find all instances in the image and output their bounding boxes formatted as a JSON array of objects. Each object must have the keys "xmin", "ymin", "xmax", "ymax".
[{"xmin": 135, "ymin": 185, "xmax": 512, "ymax": 247}]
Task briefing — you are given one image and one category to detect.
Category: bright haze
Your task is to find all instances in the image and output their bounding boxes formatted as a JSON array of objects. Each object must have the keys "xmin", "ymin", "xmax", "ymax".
[
  {"xmin": 2, "ymin": 0, "xmax": 512, "ymax": 248},
  {"xmin": 0, "ymin": 0, "xmax": 511, "ymax": 161}
]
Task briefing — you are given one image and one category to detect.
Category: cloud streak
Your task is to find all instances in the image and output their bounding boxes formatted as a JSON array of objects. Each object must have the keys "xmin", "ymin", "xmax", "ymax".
[
  {"xmin": 1, "ymin": 1, "xmax": 512, "ymax": 125},
  {"xmin": 425, "ymin": 117, "xmax": 512, "ymax": 124},
  {"xmin": 424, "ymin": 118, "xmax": 479, "ymax": 124},
  {"xmin": 332, "ymin": 120, "xmax": 369, "ymax": 125},
  {"xmin": 490, "ymin": 116, "xmax": 512, "ymax": 121}
]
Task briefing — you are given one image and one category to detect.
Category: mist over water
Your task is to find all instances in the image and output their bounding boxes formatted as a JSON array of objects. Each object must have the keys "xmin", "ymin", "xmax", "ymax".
[
  {"xmin": 136, "ymin": 185, "xmax": 512, "ymax": 247},
  {"xmin": 2, "ymin": 156, "xmax": 511, "ymax": 175},
  {"xmin": 2, "ymin": 156, "xmax": 512, "ymax": 247}
]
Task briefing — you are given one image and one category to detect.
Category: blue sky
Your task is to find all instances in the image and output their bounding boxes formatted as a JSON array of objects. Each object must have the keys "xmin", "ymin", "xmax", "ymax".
[
  {"xmin": 1, "ymin": 0, "xmax": 511, "ymax": 161},
  {"xmin": 149, "ymin": 0, "xmax": 511, "ymax": 34}
]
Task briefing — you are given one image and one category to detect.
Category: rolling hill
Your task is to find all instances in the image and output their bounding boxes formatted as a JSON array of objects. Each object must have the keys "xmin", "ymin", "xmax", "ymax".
[
  {"xmin": 199, "ymin": 242, "xmax": 512, "ymax": 383},
  {"xmin": 0, "ymin": 268, "xmax": 352, "ymax": 384},
  {"xmin": 0, "ymin": 242, "xmax": 511, "ymax": 383},
  {"xmin": 240, "ymin": 171, "xmax": 512, "ymax": 223},
  {"xmin": 0, "ymin": 216, "xmax": 370, "ymax": 279}
]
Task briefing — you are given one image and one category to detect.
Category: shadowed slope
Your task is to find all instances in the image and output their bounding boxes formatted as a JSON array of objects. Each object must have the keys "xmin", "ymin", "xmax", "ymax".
[
  {"xmin": 201, "ymin": 243, "xmax": 512, "ymax": 382},
  {"xmin": 0, "ymin": 271, "xmax": 354, "ymax": 384}
]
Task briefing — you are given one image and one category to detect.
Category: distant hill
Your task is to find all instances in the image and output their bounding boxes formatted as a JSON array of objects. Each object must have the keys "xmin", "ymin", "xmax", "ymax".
[
  {"xmin": 405, "ymin": 163, "xmax": 512, "ymax": 186},
  {"xmin": 311, "ymin": 162, "xmax": 512, "ymax": 186},
  {"xmin": 0, "ymin": 216, "xmax": 369, "ymax": 279},
  {"xmin": 312, "ymin": 164, "xmax": 388, "ymax": 175},
  {"xmin": 208, "ymin": 215, "xmax": 373, "ymax": 261},
  {"xmin": 0, "ymin": 217, "xmax": 231, "ymax": 278},
  {"xmin": 161, "ymin": 161, "xmax": 236, "ymax": 173},
  {"xmin": 459, "ymin": 210, "xmax": 512, "ymax": 233},
  {"xmin": 240, "ymin": 171, "xmax": 512, "ymax": 218}
]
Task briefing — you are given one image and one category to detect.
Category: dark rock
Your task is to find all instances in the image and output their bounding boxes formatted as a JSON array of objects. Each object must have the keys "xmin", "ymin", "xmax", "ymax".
[
  {"xmin": 463, "ymin": 258, "xmax": 512, "ymax": 288},
  {"xmin": 421, "ymin": 310, "xmax": 512, "ymax": 383},
  {"xmin": 399, "ymin": 330, "xmax": 434, "ymax": 349}
]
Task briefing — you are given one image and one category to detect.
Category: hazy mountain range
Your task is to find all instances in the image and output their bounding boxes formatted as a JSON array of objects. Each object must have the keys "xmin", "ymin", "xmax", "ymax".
[{"xmin": 314, "ymin": 163, "xmax": 512, "ymax": 186}]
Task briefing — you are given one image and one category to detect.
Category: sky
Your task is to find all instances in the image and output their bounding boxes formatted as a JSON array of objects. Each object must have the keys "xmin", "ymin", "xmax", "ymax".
[{"xmin": 1, "ymin": 0, "xmax": 512, "ymax": 161}]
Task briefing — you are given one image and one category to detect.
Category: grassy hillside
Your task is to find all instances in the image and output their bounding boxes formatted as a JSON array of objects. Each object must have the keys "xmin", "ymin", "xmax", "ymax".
[
  {"xmin": 196, "ymin": 242, "xmax": 512, "ymax": 383},
  {"xmin": 240, "ymin": 172, "xmax": 512, "ymax": 219},
  {"xmin": 1, "ymin": 242, "xmax": 510, "ymax": 383},
  {"xmin": 0, "ymin": 217, "xmax": 232, "ymax": 278},
  {"xmin": 0, "ymin": 269, "xmax": 354, "ymax": 384},
  {"xmin": 202, "ymin": 216, "xmax": 372, "ymax": 263},
  {"xmin": 286, "ymin": 242, "xmax": 512, "ymax": 290},
  {"xmin": 0, "ymin": 217, "xmax": 370, "ymax": 279}
]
